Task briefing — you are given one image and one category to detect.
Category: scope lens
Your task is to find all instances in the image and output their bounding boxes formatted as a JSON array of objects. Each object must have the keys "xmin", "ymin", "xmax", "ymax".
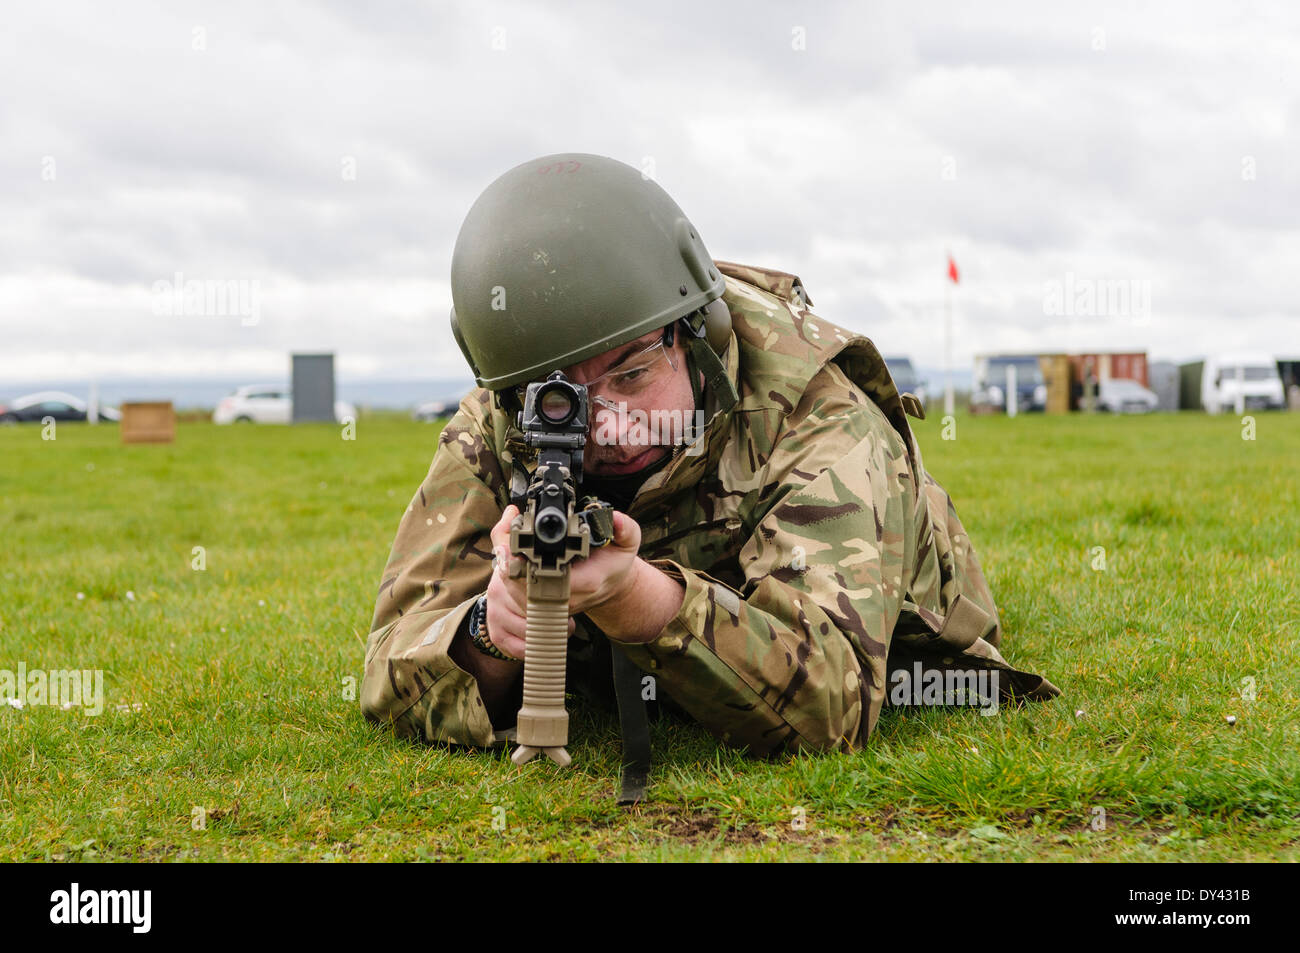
[{"xmin": 538, "ymin": 386, "xmax": 575, "ymax": 424}]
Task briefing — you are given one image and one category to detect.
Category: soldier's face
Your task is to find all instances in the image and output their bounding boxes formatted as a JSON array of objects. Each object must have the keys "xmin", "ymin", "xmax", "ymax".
[{"xmin": 559, "ymin": 327, "xmax": 697, "ymax": 477}]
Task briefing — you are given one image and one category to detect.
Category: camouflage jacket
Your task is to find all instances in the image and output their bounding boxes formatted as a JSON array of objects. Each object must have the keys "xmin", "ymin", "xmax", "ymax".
[{"xmin": 361, "ymin": 262, "xmax": 1059, "ymax": 755}]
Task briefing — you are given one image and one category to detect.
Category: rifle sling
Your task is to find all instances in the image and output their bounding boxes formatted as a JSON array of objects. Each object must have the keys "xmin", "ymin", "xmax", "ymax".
[{"xmin": 611, "ymin": 647, "xmax": 651, "ymax": 804}]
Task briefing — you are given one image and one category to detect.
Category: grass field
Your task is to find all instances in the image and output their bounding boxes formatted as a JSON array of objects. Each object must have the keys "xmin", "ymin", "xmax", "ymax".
[{"xmin": 1, "ymin": 409, "xmax": 1297, "ymax": 861}]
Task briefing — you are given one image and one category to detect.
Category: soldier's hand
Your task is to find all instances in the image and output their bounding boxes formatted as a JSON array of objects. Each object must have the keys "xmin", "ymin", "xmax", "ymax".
[
  {"xmin": 566, "ymin": 510, "xmax": 642, "ymax": 616},
  {"xmin": 486, "ymin": 505, "xmax": 576, "ymax": 659}
]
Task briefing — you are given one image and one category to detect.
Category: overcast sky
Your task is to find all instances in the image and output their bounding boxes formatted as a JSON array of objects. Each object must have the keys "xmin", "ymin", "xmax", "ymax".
[{"xmin": 2, "ymin": 0, "xmax": 1297, "ymax": 384}]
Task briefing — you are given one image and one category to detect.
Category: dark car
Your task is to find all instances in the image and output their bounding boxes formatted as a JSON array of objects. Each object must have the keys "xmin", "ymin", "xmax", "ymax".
[
  {"xmin": 0, "ymin": 391, "xmax": 121, "ymax": 424},
  {"xmin": 974, "ymin": 356, "xmax": 1046, "ymax": 413},
  {"xmin": 883, "ymin": 356, "xmax": 929, "ymax": 407},
  {"xmin": 412, "ymin": 398, "xmax": 461, "ymax": 422}
]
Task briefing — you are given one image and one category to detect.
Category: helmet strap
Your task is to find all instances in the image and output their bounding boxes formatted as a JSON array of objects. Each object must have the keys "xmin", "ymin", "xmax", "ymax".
[{"xmin": 679, "ymin": 310, "xmax": 738, "ymax": 413}]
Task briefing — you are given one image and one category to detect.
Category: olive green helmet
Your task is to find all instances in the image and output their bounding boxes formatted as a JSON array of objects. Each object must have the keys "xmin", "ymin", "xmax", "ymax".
[{"xmin": 450, "ymin": 153, "xmax": 731, "ymax": 398}]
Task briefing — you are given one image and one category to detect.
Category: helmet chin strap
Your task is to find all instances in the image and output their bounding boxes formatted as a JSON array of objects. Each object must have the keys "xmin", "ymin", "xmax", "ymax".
[{"xmin": 677, "ymin": 307, "xmax": 738, "ymax": 414}]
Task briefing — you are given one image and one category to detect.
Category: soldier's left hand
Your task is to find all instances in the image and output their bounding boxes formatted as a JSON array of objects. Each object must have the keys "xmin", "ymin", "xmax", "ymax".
[{"xmin": 489, "ymin": 504, "xmax": 643, "ymax": 618}]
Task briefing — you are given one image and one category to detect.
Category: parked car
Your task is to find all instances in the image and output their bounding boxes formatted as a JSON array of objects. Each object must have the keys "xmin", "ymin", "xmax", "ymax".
[
  {"xmin": 882, "ymin": 356, "xmax": 928, "ymax": 408},
  {"xmin": 1201, "ymin": 352, "xmax": 1285, "ymax": 412},
  {"xmin": 1096, "ymin": 378, "xmax": 1159, "ymax": 413},
  {"xmin": 0, "ymin": 391, "xmax": 121, "ymax": 424},
  {"xmin": 213, "ymin": 384, "xmax": 357, "ymax": 424},
  {"xmin": 412, "ymin": 398, "xmax": 461, "ymax": 422}
]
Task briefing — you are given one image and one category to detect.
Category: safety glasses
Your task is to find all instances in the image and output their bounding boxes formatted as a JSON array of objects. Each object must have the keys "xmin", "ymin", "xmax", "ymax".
[{"xmin": 510, "ymin": 327, "xmax": 679, "ymax": 411}]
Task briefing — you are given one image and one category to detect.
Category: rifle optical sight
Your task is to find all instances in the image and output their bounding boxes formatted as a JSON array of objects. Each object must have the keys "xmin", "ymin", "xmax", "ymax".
[
  {"xmin": 518, "ymin": 372, "xmax": 589, "ymax": 473},
  {"xmin": 537, "ymin": 383, "xmax": 578, "ymax": 426}
]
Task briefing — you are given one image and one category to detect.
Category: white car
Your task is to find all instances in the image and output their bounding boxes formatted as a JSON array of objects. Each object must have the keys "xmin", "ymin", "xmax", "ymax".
[
  {"xmin": 213, "ymin": 384, "xmax": 357, "ymax": 424},
  {"xmin": 1096, "ymin": 378, "xmax": 1159, "ymax": 413}
]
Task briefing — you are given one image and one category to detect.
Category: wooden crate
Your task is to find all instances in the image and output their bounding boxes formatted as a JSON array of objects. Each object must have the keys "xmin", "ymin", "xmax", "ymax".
[
  {"xmin": 121, "ymin": 401, "xmax": 175, "ymax": 444},
  {"xmin": 1039, "ymin": 354, "xmax": 1072, "ymax": 414}
]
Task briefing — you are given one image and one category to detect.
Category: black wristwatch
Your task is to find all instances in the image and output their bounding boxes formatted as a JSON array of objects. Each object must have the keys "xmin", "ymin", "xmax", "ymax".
[{"xmin": 468, "ymin": 595, "xmax": 516, "ymax": 662}]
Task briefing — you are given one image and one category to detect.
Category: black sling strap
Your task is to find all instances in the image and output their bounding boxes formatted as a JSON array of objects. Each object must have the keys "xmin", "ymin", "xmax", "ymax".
[{"xmin": 611, "ymin": 648, "xmax": 651, "ymax": 804}]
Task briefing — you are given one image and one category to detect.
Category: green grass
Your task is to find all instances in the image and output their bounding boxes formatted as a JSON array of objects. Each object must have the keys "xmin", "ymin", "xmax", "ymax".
[{"xmin": 1, "ymin": 410, "xmax": 1297, "ymax": 861}]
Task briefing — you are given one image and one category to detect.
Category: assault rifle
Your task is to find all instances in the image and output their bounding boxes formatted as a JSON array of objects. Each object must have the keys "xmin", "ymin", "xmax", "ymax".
[{"xmin": 507, "ymin": 372, "xmax": 613, "ymax": 768}]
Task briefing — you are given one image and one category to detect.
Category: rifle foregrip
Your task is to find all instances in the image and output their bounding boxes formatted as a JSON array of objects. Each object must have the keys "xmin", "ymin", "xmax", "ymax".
[{"xmin": 514, "ymin": 587, "xmax": 570, "ymax": 752}]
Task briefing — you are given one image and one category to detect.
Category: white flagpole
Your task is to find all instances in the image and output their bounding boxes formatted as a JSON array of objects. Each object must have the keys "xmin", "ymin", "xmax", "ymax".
[{"xmin": 944, "ymin": 268, "xmax": 954, "ymax": 416}]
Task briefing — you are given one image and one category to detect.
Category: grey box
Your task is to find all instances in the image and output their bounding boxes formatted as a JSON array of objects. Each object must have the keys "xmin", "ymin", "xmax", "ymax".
[
  {"xmin": 292, "ymin": 353, "xmax": 336, "ymax": 423},
  {"xmin": 1148, "ymin": 361, "xmax": 1180, "ymax": 412}
]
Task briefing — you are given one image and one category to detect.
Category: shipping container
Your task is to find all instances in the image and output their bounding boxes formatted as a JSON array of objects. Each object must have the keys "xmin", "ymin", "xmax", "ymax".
[
  {"xmin": 1148, "ymin": 361, "xmax": 1180, "ymax": 411},
  {"xmin": 1179, "ymin": 361, "xmax": 1205, "ymax": 410}
]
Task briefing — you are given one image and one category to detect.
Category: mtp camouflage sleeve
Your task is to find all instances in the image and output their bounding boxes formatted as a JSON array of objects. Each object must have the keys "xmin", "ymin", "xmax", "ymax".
[
  {"xmin": 617, "ymin": 361, "xmax": 918, "ymax": 756},
  {"xmin": 359, "ymin": 395, "xmax": 509, "ymax": 747}
]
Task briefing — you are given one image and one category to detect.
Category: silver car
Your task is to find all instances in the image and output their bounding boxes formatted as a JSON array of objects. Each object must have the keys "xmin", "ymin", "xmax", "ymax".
[{"xmin": 1096, "ymin": 378, "xmax": 1159, "ymax": 413}]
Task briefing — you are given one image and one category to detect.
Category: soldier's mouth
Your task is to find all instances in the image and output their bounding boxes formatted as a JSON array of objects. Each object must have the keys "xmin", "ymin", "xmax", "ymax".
[{"xmin": 588, "ymin": 447, "xmax": 663, "ymax": 476}]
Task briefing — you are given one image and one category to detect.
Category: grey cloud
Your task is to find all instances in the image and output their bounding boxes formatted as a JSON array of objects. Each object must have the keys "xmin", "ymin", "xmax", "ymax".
[{"xmin": 2, "ymin": 0, "xmax": 1299, "ymax": 381}]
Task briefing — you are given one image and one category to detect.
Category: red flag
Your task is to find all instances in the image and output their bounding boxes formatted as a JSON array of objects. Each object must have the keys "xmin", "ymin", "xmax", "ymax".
[{"xmin": 947, "ymin": 255, "xmax": 959, "ymax": 284}]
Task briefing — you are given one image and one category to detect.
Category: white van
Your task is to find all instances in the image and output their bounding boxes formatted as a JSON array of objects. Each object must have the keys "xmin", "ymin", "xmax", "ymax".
[{"xmin": 1201, "ymin": 353, "xmax": 1284, "ymax": 413}]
